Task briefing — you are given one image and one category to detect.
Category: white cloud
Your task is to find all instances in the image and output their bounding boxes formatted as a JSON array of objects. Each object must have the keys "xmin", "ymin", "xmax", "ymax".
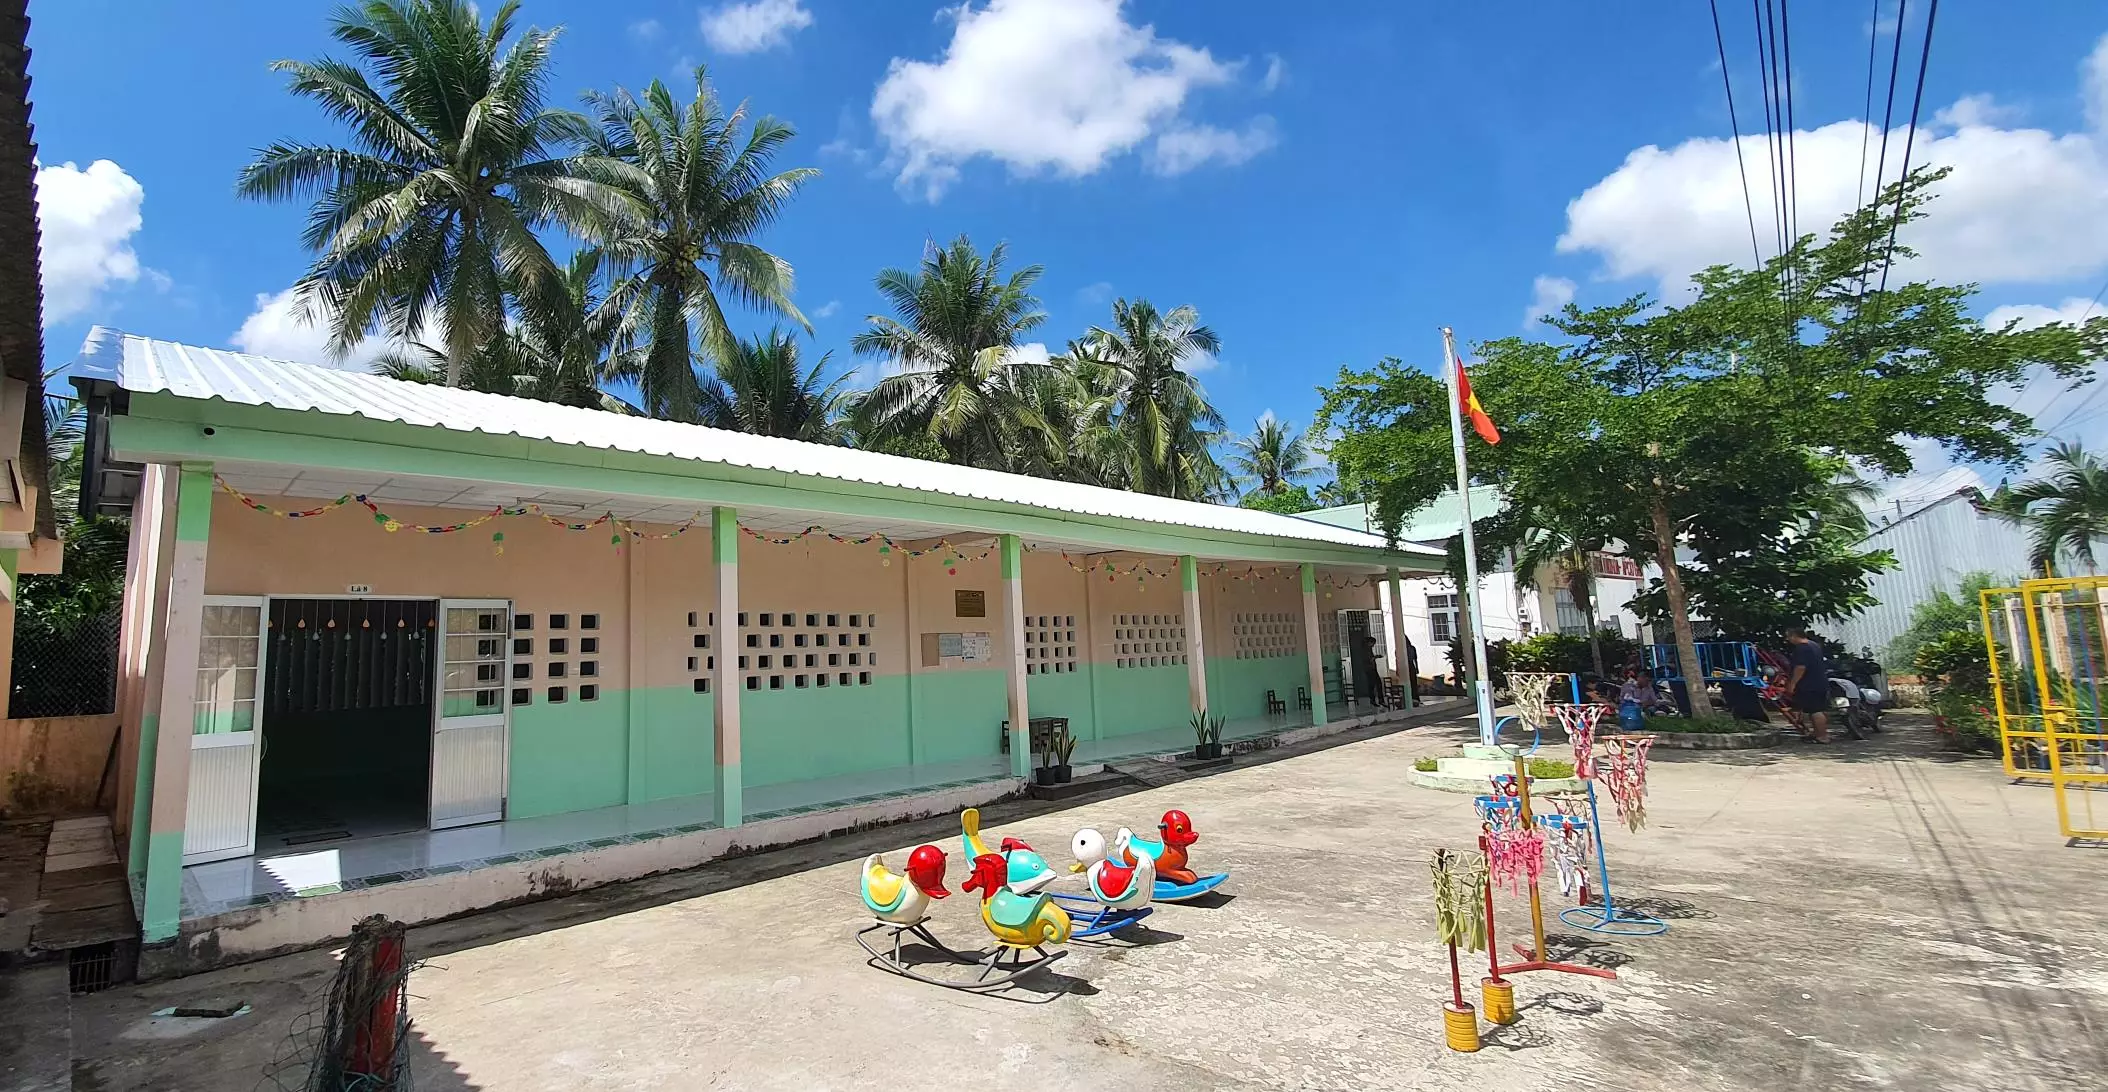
[
  {"xmin": 1179, "ymin": 349, "xmax": 1218, "ymax": 374},
  {"xmin": 810, "ymin": 299, "xmax": 841, "ymax": 319},
  {"xmin": 229, "ymin": 287, "xmax": 412, "ymax": 371},
  {"xmin": 1261, "ymin": 54, "xmax": 1285, "ymax": 94},
  {"xmin": 870, "ymin": 0, "xmax": 1268, "ymax": 199},
  {"xmin": 1933, "ymin": 93, "xmax": 2020, "ymax": 130},
  {"xmin": 700, "ymin": 0, "xmax": 812, "ymax": 54},
  {"xmin": 1148, "ymin": 117, "xmax": 1277, "ymax": 176},
  {"xmin": 628, "ymin": 18, "xmax": 663, "ymax": 43},
  {"xmin": 1985, "ymin": 296, "xmax": 2099, "ymax": 330},
  {"xmin": 1558, "ymin": 34, "xmax": 2108, "ymax": 297},
  {"xmin": 34, "ymin": 159, "xmax": 145, "ymax": 324},
  {"xmin": 1003, "ymin": 342, "xmax": 1051, "ymax": 368},
  {"xmin": 1524, "ymin": 275, "xmax": 1576, "ymax": 327},
  {"xmin": 1076, "ymin": 281, "xmax": 1114, "ymax": 306}
]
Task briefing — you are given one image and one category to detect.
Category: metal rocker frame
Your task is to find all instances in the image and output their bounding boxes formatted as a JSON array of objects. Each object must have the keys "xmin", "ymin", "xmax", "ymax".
[
  {"xmin": 1045, "ymin": 894, "xmax": 1154, "ymax": 937},
  {"xmin": 856, "ymin": 917, "xmax": 1067, "ymax": 992}
]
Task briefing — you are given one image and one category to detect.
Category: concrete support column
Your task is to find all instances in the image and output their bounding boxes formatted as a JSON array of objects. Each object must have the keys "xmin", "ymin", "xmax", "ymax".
[
  {"xmin": 1181, "ymin": 556, "xmax": 1207, "ymax": 715},
  {"xmin": 1001, "ymin": 534, "xmax": 1031, "ymax": 778},
  {"xmin": 121, "ymin": 465, "xmax": 172, "ymax": 872},
  {"xmin": 711, "ymin": 507, "xmax": 742, "ymax": 828},
  {"xmin": 142, "ymin": 463, "xmax": 214, "ymax": 942},
  {"xmin": 1301, "ymin": 563, "xmax": 1327, "ymax": 727},
  {"xmin": 1387, "ymin": 567, "xmax": 1413, "ymax": 707}
]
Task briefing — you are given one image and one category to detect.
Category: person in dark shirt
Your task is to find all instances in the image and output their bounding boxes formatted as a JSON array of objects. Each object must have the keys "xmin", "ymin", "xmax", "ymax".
[{"xmin": 1784, "ymin": 625, "xmax": 1832, "ymax": 743}]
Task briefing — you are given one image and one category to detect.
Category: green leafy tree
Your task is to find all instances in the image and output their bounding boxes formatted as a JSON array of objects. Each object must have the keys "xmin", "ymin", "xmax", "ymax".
[
  {"xmin": 1238, "ymin": 485, "xmax": 1318, "ymax": 514},
  {"xmin": 697, "ymin": 329, "xmax": 850, "ymax": 443},
  {"xmin": 851, "ymin": 236, "xmax": 1047, "ymax": 467},
  {"xmin": 582, "ymin": 70, "xmax": 815, "ymax": 421},
  {"xmin": 238, "ymin": 0, "xmax": 625, "ymax": 384},
  {"xmin": 1230, "ymin": 414, "xmax": 1316, "ymax": 497},
  {"xmin": 1320, "ymin": 171, "xmax": 2106, "ymax": 687},
  {"xmin": 1887, "ymin": 571, "xmax": 2011, "ymax": 668},
  {"xmin": 1988, "ymin": 442, "xmax": 2108, "ymax": 574}
]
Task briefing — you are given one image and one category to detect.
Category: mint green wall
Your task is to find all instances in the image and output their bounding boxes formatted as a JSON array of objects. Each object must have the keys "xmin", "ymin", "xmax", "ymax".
[
  {"xmin": 743, "ymin": 674, "xmax": 912, "ymax": 786},
  {"xmin": 909, "ymin": 669, "xmax": 1007, "ymax": 765},
  {"xmin": 1028, "ymin": 667, "xmax": 1097, "ymax": 741},
  {"xmin": 628, "ymin": 686, "xmax": 715, "ymax": 803},
  {"xmin": 1094, "ymin": 664, "xmax": 1190, "ymax": 738},
  {"xmin": 1206, "ymin": 655, "xmax": 1309, "ymax": 720},
  {"xmin": 510, "ymin": 691, "xmax": 630, "ymax": 818}
]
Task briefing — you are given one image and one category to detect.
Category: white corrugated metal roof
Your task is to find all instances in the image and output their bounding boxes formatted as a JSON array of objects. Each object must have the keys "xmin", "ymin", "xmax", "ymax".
[{"xmin": 78, "ymin": 327, "xmax": 1435, "ymax": 556}]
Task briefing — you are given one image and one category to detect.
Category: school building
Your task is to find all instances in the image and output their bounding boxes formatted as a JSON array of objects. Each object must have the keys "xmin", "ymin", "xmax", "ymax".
[{"xmin": 73, "ymin": 328, "xmax": 1441, "ymax": 969}]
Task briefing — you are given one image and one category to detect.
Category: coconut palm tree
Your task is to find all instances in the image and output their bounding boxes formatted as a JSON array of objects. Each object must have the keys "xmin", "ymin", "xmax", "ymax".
[
  {"xmin": 697, "ymin": 330, "xmax": 850, "ymax": 443},
  {"xmin": 1991, "ymin": 441, "xmax": 2108, "ymax": 574},
  {"xmin": 1082, "ymin": 298, "xmax": 1227, "ymax": 499},
  {"xmin": 851, "ymin": 236, "xmax": 1047, "ymax": 467},
  {"xmin": 237, "ymin": 0, "xmax": 627, "ymax": 384},
  {"xmin": 1230, "ymin": 413, "xmax": 1316, "ymax": 497},
  {"xmin": 1512, "ymin": 520, "xmax": 1614, "ymax": 678},
  {"xmin": 375, "ymin": 250, "xmax": 637, "ymax": 412},
  {"xmin": 581, "ymin": 71, "xmax": 816, "ymax": 422}
]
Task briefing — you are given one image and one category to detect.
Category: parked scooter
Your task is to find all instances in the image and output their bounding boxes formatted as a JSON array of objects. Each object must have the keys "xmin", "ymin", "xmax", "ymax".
[
  {"xmin": 1829, "ymin": 676, "xmax": 1875, "ymax": 740},
  {"xmin": 1836, "ymin": 648, "xmax": 1889, "ymax": 730}
]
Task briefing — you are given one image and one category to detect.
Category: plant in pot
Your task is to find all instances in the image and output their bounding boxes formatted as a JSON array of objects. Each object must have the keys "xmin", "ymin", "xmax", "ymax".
[
  {"xmin": 1189, "ymin": 708, "xmax": 1226, "ymax": 760},
  {"xmin": 1035, "ymin": 732, "xmax": 1061, "ymax": 786},
  {"xmin": 1053, "ymin": 727, "xmax": 1077, "ymax": 783}
]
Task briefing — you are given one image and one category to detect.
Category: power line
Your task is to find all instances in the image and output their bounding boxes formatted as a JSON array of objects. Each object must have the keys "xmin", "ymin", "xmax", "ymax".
[
  {"xmin": 1779, "ymin": 0, "xmax": 1800, "ymax": 260},
  {"xmin": 1708, "ymin": 0, "xmax": 1766, "ymax": 271},
  {"xmin": 1874, "ymin": 0, "xmax": 1939, "ymax": 298},
  {"xmin": 1864, "ymin": 0, "xmax": 1909, "ymax": 295},
  {"xmin": 1753, "ymin": 0, "xmax": 1788, "ymax": 265},
  {"xmin": 1855, "ymin": 0, "xmax": 1881, "ymax": 212}
]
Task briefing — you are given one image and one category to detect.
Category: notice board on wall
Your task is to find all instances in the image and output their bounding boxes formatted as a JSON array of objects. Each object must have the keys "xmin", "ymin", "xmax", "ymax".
[
  {"xmin": 954, "ymin": 589, "xmax": 986, "ymax": 618},
  {"xmin": 920, "ymin": 630, "xmax": 994, "ymax": 667}
]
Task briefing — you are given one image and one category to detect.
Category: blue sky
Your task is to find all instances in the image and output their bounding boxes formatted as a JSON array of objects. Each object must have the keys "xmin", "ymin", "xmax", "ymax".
[{"xmin": 25, "ymin": 0, "xmax": 2108, "ymax": 503}]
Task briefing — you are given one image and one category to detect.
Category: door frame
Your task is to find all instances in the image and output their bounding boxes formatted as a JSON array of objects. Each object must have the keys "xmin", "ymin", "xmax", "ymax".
[{"xmin": 430, "ymin": 598, "xmax": 513, "ymax": 830}]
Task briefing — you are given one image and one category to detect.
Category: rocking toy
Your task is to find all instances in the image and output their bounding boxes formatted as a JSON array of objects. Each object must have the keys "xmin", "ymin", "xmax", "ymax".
[
  {"xmin": 857, "ymin": 812, "xmax": 1071, "ymax": 991},
  {"xmin": 1047, "ymin": 827, "xmax": 1156, "ymax": 937},
  {"xmin": 1120, "ymin": 809, "xmax": 1229, "ymax": 901}
]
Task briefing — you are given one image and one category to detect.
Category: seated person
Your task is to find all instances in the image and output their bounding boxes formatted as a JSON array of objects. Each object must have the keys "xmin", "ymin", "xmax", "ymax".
[{"xmin": 1618, "ymin": 670, "xmax": 1676, "ymax": 714}]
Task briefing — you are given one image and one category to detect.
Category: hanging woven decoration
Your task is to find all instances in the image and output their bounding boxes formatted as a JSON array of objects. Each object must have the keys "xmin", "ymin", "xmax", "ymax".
[
  {"xmin": 1600, "ymin": 736, "xmax": 1655, "ymax": 832},
  {"xmin": 1553, "ymin": 702, "xmax": 1604, "ymax": 780},
  {"xmin": 1429, "ymin": 849, "xmax": 1490, "ymax": 954},
  {"xmin": 1544, "ymin": 798, "xmax": 1595, "ymax": 901},
  {"xmin": 1476, "ymin": 784, "xmax": 1545, "ymax": 898}
]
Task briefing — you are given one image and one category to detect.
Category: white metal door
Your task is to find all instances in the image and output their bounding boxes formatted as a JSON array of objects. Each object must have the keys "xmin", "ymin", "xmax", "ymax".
[
  {"xmin": 431, "ymin": 600, "xmax": 510, "ymax": 829},
  {"xmin": 183, "ymin": 596, "xmax": 266, "ymax": 864}
]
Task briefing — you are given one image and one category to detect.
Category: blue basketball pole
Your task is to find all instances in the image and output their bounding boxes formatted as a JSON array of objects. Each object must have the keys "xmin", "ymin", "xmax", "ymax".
[{"xmin": 1558, "ymin": 775, "xmax": 1666, "ymax": 936}]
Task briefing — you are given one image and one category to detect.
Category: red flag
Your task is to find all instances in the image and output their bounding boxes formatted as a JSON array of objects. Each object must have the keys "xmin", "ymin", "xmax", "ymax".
[{"xmin": 1457, "ymin": 362, "xmax": 1501, "ymax": 445}]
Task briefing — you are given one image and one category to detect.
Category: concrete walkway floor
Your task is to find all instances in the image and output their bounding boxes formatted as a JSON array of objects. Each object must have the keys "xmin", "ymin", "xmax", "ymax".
[{"xmin": 64, "ymin": 714, "xmax": 2108, "ymax": 1091}]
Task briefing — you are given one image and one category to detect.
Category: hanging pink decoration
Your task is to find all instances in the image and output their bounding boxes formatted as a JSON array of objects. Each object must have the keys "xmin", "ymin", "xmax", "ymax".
[
  {"xmin": 1552, "ymin": 702, "xmax": 1604, "ymax": 780},
  {"xmin": 1600, "ymin": 736, "xmax": 1654, "ymax": 832},
  {"xmin": 1475, "ymin": 784, "xmax": 1545, "ymax": 898}
]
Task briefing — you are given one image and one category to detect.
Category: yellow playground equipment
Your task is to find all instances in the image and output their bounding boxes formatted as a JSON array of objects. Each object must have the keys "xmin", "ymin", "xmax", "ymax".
[{"xmin": 1982, "ymin": 575, "xmax": 2108, "ymax": 842}]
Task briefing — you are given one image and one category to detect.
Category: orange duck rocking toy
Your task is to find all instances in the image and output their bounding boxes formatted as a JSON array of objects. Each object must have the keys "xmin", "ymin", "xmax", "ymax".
[{"xmin": 1119, "ymin": 809, "xmax": 1228, "ymax": 902}]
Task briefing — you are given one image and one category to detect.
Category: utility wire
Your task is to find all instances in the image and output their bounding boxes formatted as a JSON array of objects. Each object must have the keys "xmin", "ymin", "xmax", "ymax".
[
  {"xmin": 1753, "ymin": 0, "xmax": 1788, "ymax": 265},
  {"xmin": 1873, "ymin": 0, "xmax": 1940, "ymax": 299},
  {"xmin": 1709, "ymin": 0, "xmax": 1766, "ymax": 271},
  {"xmin": 1855, "ymin": 0, "xmax": 1881, "ymax": 211},
  {"xmin": 1864, "ymin": 0, "xmax": 1909, "ymax": 296},
  {"xmin": 1779, "ymin": 0, "xmax": 1800, "ymax": 261}
]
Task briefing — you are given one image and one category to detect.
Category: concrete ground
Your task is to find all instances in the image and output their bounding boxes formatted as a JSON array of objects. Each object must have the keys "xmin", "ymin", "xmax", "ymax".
[{"xmin": 63, "ymin": 713, "xmax": 2108, "ymax": 1091}]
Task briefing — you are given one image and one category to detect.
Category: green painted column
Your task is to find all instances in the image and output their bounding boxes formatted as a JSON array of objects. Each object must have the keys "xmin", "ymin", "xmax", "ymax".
[
  {"xmin": 1301, "ymin": 563, "xmax": 1326, "ymax": 727},
  {"xmin": 143, "ymin": 463, "xmax": 214, "ymax": 942},
  {"xmin": 1001, "ymin": 535, "xmax": 1030, "ymax": 778},
  {"xmin": 711, "ymin": 506, "xmax": 742, "ymax": 828},
  {"xmin": 1387, "ymin": 567, "xmax": 1413, "ymax": 707},
  {"xmin": 1181, "ymin": 556, "xmax": 1207, "ymax": 716}
]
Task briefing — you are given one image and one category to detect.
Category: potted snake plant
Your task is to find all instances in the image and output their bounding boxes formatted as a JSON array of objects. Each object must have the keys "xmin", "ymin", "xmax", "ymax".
[
  {"xmin": 1053, "ymin": 727, "xmax": 1077, "ymax": 783},
  {"xmin": 1190, "ymin": 708, "xmax": 1226, "ymax": 760}
]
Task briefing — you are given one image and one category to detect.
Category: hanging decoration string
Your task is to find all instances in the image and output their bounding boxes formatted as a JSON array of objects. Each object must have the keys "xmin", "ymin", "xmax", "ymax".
[
  {"xmin": 1601, "ymin": 736, "xmax": 1655, "ymax": 833},
  {"xmin": 1477, "ymin": 781, "xmax": 1546, "ymax": 898},
  {"xmin": 215, "ymin": 477, "xmax": 700, "ymax": 557},
  {"xmin": 1544, "ymin": 798, "xmax": 1594, "ymax": 901}
]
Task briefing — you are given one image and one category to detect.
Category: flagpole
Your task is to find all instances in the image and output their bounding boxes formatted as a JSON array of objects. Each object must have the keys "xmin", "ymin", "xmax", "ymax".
[{"xmin": 1442, "ymin": 327, "xmax": 1497, "ymax": 748}]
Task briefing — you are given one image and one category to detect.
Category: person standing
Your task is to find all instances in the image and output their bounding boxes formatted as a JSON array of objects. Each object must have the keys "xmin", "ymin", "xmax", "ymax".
[{"xmin": 1784, "ymin": 625, "xmax": 1832, "ymax": 743}]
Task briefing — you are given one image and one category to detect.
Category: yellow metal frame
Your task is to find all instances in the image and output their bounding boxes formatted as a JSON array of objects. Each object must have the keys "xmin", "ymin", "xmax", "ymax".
[
  {"xmin": 2013, "ymin": 575, "xmax": 2108, "ymax": 842},
  {"xmin": 1979, "ymin": 586, "xmax": 2046, "ymax": 779}
]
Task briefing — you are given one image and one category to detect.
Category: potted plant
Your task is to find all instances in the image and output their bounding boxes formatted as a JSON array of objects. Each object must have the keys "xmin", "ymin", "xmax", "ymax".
[
  {"xmin": 1190, "ymin": 708, "xmax": 1226, "ymax": 760},
  {"xmin": 1053, "ymin": 727, "xmax": 1077, "ymax": 783},
  {"xmin": 1035, "ymin": 733, "xmax": 1061, "ymax": 786}
]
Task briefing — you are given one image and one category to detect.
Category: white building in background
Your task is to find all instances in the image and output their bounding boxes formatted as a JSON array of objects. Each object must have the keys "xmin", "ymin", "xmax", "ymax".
[{"xmin": 1299, "ymin": 488, "xmax": 1646, "ymax": 682}]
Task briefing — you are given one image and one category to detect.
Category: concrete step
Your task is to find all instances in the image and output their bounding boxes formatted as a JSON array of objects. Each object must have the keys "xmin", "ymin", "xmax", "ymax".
[
  {"xmin": 1024, "ymin": 769, "xmax": 1140, "ymax": 801},
  {"xmin": 0, "ymin": 964, "xmax": 70, "ymax": 1092}
]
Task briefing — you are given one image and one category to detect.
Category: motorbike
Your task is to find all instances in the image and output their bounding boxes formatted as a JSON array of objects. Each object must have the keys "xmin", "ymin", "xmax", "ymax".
[{"xmin": 1828, "ymin": 676, "xmax": 1875, "ymax": 741}]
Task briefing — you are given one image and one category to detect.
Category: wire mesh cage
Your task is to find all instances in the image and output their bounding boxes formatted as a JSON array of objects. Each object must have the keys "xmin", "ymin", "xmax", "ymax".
[
  {"xmin": 8, "ymin": 608, "xmax": 120, "ymax": 718},
  {"xmin": 2019, "ymin": 578, "xmax": 2108, "ymax": 842}
]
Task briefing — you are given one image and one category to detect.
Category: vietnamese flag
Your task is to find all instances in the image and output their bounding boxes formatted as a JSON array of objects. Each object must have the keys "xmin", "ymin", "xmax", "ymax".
[{"xmin": 1456, "ymin": 362, "xmax": 1501, "ymax": 445}]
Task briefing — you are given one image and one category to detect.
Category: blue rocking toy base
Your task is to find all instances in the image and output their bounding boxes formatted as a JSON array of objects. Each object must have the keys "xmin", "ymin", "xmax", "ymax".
[
  {"xmin": 1152, "ymin": 873, "xmax": 1228, "ymax": 902},
  {"xmin": 1044, "ymin": 895, "xmax": 1155, "ymax": 937}
]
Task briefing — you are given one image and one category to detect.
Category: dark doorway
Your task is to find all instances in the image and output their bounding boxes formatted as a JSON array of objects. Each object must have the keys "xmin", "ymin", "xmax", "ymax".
[
  {"xmin": 1345, "ymin": 610, "xmax": 1379, "ymax": 706},
  {"xmin": 256, "ymin": 599, "xmax": 437, "ymax": 850}
]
